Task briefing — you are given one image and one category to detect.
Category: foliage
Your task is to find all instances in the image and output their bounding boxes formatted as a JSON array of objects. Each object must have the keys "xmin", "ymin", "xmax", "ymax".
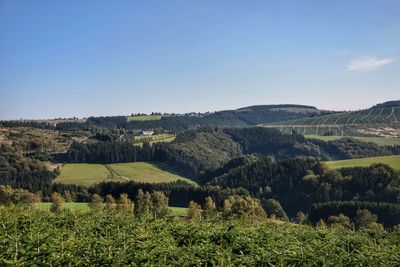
[
  {"xmin": 50, "ymin": 192, "xmax": 64, "ymax": 213},
  {"xmin": 263, "ymin": 199, "xmax": 289, "ymax": 221},
  {"xmin": 354, "ymin": 209, "xmax": 379, "ymax": 230},
  {"xmin": 310, "ymin": 201, "xmax": 400, "ymax": 228},
  {"xmin": 202, "ymin": 196, "xmax": 217, "ymax": 219},
  {"xmin": 327, "ymin": 213, "xmax": 354, "ymax": 229},
  {"xmin": 187, "ymin": 200, "xmax": 202, "ymax": 220},
  {"xmin": 116, "ymin": 193, "xmax": 134, "ymax": 214},
  {"xmin": 0, "ymin": 143, "xmax": 57, "ymax": 193},
  {"xmin": 0, "ymin": 185, "xmax": 39, "ymax": 205},
  {"xmin": 1, "ymin": 206, "xmax": 400, "ymax": 266},
  {"xmin": 223, "ymin": 195, "xmax": 266, "ymax": 219}
]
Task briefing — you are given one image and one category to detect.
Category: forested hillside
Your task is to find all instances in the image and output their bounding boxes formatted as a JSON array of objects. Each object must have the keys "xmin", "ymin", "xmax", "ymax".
[
  {"xmin": 1, "ymin": 102, "xmax": 400, "ymax": 234},
  {"xmin": 70, "ymin": 104, "xmax": 329, "ymax": 131}
]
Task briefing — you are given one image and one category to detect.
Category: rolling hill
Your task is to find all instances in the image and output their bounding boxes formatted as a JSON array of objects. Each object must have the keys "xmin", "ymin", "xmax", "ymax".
[
  {"xmin": 81, "ymin": 104, "xmax": 331, "ymax": 131},
  {"xmin": 264, "ymin": 101, "xmax": 400, "ymax": 137}
]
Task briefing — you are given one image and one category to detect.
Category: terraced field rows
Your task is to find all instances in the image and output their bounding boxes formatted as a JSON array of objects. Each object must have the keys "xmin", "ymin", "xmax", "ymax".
[
  {"xmin": 265, "ymin": 107, "xmax": 400, "ymax": 137},
  {"xmin": 273, "ymin": 107, "xmax": 400, "ymax": 126}
]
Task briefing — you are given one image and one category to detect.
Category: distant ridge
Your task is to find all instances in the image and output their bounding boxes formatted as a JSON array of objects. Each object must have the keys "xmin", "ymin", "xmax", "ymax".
[
  {"xmin": 236, "ymin": 104, "xmax": 318, "ymax": 110},
  {"xmin": 371, "ymin": 100, "xmax": 400, "ymax": 109},
  {"xmin": 264, "ymin": 101, "xmax": 400, "ymax": 137}
]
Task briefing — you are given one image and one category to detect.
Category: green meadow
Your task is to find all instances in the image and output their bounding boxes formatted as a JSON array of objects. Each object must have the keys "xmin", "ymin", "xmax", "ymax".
[
  {"xmin": 54, "ymin": 162, "xmax": 195, "ymax": 187},
  {"xmin": 326, "ymin": 155, "xmax": 400, "ymax": 170},
  {"xmin": 133, "ymin": 134, "xmax": 176, "ymax": 146},
  {"xmin": 127, "ymin": 115, "xmax": 162, "ymax": 121}
]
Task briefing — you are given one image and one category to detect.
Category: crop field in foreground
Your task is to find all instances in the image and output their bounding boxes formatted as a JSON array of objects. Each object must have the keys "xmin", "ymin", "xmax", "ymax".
[
  {"xmin": 127, "ymin": 115, "xmax": 162, "ymax": 121},
  {"xmin": 34, "ymin": 203, "xmax": 188, "ymax": 216},
  {"xmin": 2, "ymin": 207, "xmax": 400, "ymax": 266},
  {"xmin": 54, "ymin": 162, "xmax": 195, "ymax": 187},
  {"xmin": 305, "ymin": 135, "xmax": 400, "ymax": 146},
  {"xmin": 326, "ymin": 155, "xmax": 400, "ymax": 170}
]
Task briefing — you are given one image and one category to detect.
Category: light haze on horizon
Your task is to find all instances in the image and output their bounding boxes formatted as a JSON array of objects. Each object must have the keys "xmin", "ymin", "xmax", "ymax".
[{"xmin": 1, "ymin": 0, "xmax": 399, "ymax": 119}]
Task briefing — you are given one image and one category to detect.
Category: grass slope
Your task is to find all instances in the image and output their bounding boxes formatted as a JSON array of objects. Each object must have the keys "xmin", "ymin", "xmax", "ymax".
[
  {"xmin": 306, "ymin": 135, "xmax": 400, "ymax": 146},
  {"xmin": 54, "ymin": 162, "xmax": 195, "ymax": 187},
  {"xmin": 53, "ymin": 163, "xmax": 117, "ymax": 187},
  {"xmin": 127, "ymin": 115, "xmax": 162, "ymax": 121},
  {"xmin": 109, "ymin": 162, "xmax": 196, "ymax": 185},
  {"xmin": 326, "ymin": 155, "xmax": 400, "ymax": 170},
  {"xmin": 133, "ymin": 134, "xmax": 176, "ymax": 146}
]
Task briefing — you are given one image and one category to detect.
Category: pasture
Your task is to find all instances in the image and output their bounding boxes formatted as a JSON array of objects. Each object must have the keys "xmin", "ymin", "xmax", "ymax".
[
  {"xmin": 127, "ymin": 115, "xmax": 162, "ymax": 121},
  {"xmin": 53, "ymin": 163, "xmax": 119, "ymax": 187},
  {"xmin": 133, "ymin": 134, "xmax": 176, "ymax": 146},
  {"xmin": 305, "ymin": 135, "xmax": 400, "ymax": 146},
  {"xmin": 325, "ymin": 155, "xmax": 400, "ymax": 170},
  {"xmin": 110, "ymin": 162, "xmax": 196, "ymax": 184},
  {"xmin": 54, "ymin": 162, "xmax": 195, "ymax": 187}
]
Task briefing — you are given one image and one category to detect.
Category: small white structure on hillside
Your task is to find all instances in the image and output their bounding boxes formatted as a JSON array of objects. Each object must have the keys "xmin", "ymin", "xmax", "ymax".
[{"xmin": 141, "ymin": 130, "xmax": 154, "ymax": 136}]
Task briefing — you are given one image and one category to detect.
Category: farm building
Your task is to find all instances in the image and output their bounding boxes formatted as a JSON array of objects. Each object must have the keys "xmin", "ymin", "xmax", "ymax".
[{"xmin": 140, "ymin": 130, "xmax": 154, "ymax": 136}]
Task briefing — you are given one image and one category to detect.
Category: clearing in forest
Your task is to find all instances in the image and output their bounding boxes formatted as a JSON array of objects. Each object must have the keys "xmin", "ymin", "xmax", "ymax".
[
  {"xmin": 54, "ymin": 162, "xmax": 194, "ymax": 187},
  {"xmin": 325, "ymin": 155, "xmax": 400, "ymax": 170}
]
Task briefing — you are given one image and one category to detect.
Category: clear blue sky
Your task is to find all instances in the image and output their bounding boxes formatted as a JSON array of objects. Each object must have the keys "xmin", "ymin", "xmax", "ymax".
[{"xmin": 1, "ymin": 0, "xmax": 399, "ymax": 119}]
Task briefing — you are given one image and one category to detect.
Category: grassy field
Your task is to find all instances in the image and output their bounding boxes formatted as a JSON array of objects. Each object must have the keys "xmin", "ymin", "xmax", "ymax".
[
  {"xmin": 305, "ymin": 135, "xmax": 400, "ymax": 146},
  {"xmin": 35, "ymin": 202, "xmax": 187, "ymax": 215},
  {"xmin": 110, "ymin": 162, "xmax": 195, "ymax": 184},
  {"xmin": 53, "ymin": 163, "xmax": 123, "ymax": 187},
  {"xmin": 54, "ymin": 162, "xmax": 195, "ymax": 187},
  {"xmin": 133, "ymin": 134, "xmax": 176, "ymax": 146},
  {"xmin": 127, "ymin": 115, "xmax": 162, "ymax": 121},
  {"xmin": 169, "ymin": 207, "xmax": 188, "ymax": 216},
  {"xmin": 326, "ymin": 155, "xmax": 400, "ymax": 170}
]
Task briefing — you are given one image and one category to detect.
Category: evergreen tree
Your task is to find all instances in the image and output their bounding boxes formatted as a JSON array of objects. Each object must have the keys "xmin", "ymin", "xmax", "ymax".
[
  {"xmin": 354, "ymin": 209, "xmax": 378, "ymax": 230},
  {"xmin": 263, "ymin": 199, "xmax": 289, "ymax": 221},
  {"xmin": 151, "ymin": 191, "xmax": 170, "ymax": 219},
  {"xmin": 187, "ymin": 201, "xmax": 202, "ymax": 221},
  {"xmin": 297, "ymin": 211, "xmax": 308, "ymax": 225},
  {"xmin": 89, "ymin": 194, "xmax": 104, "ymax": 212},
  {"xmin": 202, "ymin": 196, "xmax": 217, "ymax": 219},
  {"xmin": 117, "ymin": 193, "xmax": 134, "ymax": 214},
  {"xmin": 50, "ymin": 192, "xmax": 65, "ymax": 213},
  {"xmin": 105, "ymin": 194, "xmax": 116, "ymax": 210},
  {"xmin": 327, "ymin": 214, "xmax": 354, "ymax": 229}
]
